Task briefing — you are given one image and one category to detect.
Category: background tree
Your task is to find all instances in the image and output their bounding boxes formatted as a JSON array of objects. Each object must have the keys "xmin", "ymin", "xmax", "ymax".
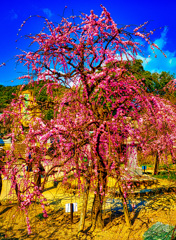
[{"xmin": 119, "ymin": 59, "xmax": 175, "ymax": 95}]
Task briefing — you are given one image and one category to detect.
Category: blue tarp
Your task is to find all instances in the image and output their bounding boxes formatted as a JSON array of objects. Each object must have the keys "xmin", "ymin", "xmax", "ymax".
[{"xmin": 0, "ymin": 139, "xmax": 4, "ymax": 146}]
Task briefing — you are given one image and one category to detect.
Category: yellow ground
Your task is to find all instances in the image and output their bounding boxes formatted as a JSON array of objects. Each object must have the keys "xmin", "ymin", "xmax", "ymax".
[{"xmin": 0, "ymin": 177, "xmax": 176, "ymax": 239}]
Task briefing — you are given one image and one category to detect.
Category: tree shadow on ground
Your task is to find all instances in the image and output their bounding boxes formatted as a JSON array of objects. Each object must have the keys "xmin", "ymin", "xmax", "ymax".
[
  {"xmin": 0, "ymin": 205, "xmax": 13, "ymax": 215},
  {"xmin": 103, "ymin": 198, "xmax": 148, "ymax": 228},
  {"xmin": 42, "ymin": 185, "xmax": 56, "ymax": 192},
  {"xmin": 103, "ymin": 211, "xmax": 124, "ymax": 227},
  {"xmin": 78, "ymin": 225, "xmax": 96, "ymax": 240}
]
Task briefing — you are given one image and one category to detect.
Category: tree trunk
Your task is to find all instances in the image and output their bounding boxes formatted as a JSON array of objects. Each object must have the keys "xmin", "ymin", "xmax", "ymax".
[
  {"xmin": 91, "ymin": 171, "xmax": 107, "ymax": 231},
  {"xmin": 34, "ymin": 162, "xmax": 43, "ymax": 189},
  {"xmin": 90, "ymin": 133, "xmax": 107, "ymax": 231},
  {"xmin": 153, "ymin": 151, "xmax": 159, "ymax": 175},
  {"xmin": 15, "ymin": 180, "xmax": 21, "ymax": 205},
  {"xmin": 91, "ymin": 190, "xmax": 104, "ymax": 230},
  {"xmin": 34, "ymin": 173, "xmax": 41, "ymax": 188},
  {"xmin": 118, "ymin": 180, "xmax": 131, "ymax": 227},
  {"xmin": 78, "ymin": 178, "xmax": 90, "ymax": 233}
]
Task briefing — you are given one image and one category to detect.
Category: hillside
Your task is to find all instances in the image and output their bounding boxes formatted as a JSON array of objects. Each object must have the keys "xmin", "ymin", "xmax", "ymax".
[{"xmin": 0, "ymin": 81, "xmax": 67, "ymax": 120}]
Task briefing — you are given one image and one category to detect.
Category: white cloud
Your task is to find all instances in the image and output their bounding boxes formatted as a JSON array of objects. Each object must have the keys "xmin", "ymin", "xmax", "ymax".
[
  {"xmin": 138, "ymin": 27, "xmax": 176, "ymax": 74},
  {"xmin": 154, "ymin": 27, "xmax": 168, "ymax": 49},
  {"xmin": 42, "ymin": 8, "xmax": 53, "ymax": 18}
]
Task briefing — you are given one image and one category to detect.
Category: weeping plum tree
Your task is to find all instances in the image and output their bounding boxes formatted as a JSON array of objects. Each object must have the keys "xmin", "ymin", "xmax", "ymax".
[
  {"xmin": 1, "ymin": 5, "xmax": 176, "ymax": 234},
  {"xmin": 138, "ymin": 95, "xmax": 176, "ymax": 174}
]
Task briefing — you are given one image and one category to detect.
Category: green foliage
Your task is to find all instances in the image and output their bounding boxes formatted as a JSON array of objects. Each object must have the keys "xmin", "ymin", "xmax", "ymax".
[
  {"xmin": 36, "ymin": 213, "xmax": 45, "ymax": 220},
  {"xmin": 159, "ymin": 163, "xmax": 173, "ymax": 170},
  {"xmin": 0, "ymin": 85, "xmax": 17, "ymax": 110},
  {"xmin": 103, "ymin": 60, "xmax": 176, "ymax": 109},
  {"xmin": 112, "ymin": 60, "xmax": 175, "ymax": 96},
  {"xmin": 154, "ymin": 171, "xmax": 176, "ymax": 180},
  {"xmin": 0, "ymin": 81, "xmax": 67, "ymax": 121},
  {"xmin": 127, "ymin": 60, "xmax": 175, "ymax": 96},
  {"xmin": 44, "ymin": 109, "xmax": 54, "ymax": 120}
]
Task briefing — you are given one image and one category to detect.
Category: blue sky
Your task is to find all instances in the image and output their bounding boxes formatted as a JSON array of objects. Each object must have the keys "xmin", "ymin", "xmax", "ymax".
[{"xmin": 0, "ymin": 0, "xmax": 176, "ymax": 86}]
